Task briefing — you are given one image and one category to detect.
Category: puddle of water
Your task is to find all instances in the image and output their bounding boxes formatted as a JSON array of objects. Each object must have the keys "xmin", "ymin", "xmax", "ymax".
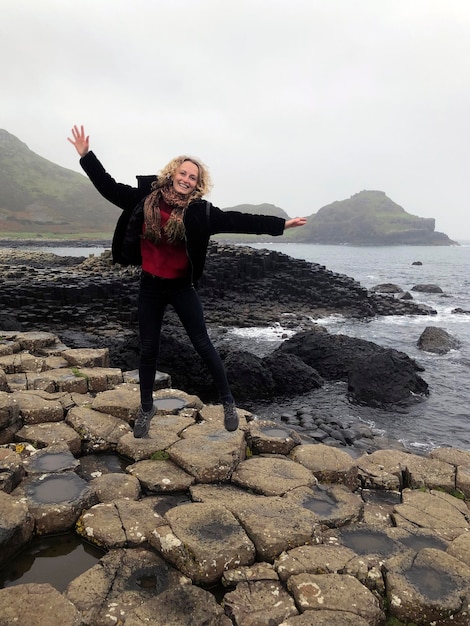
[
  {"xmin": 341, "ymin": 528, "xmax": 399, "ymax": 556},
  {"xmin": 26, "ymin": 451, "xmax": 77, "ymax": 473},
  {"xmin": 399, "ymin": 534, "xmax": 448, "ymax": 552},
  {"xmin": 259, "ymin": 427, "xmax": 290, "ymax": 438},
  {"xmin": 405, "ymin": 564, "xmax": 455, "ymax": 600},
  {"xmin": 25, "ymin": 473, "xmax": 88, "ymax": 504},
  {"xmin": 77, "ymin": 453, "xmax": 129, "ymax": 480},
  {"xmin": 300, "ymin": 492, "xmax": 337, "ymax": 517},
  {"xmin": 0, "ymin": 533, "xmax": 104, "ymax": 592},
  {"xmin": 136, "ymin": 574, "xmax": 158, "ymax": 589},
  {"xmin": 155, "ymin": 397, "xmax": 187, "ymax": 411}
]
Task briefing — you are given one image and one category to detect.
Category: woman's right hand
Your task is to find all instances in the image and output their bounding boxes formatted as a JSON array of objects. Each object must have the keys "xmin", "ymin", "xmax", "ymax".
[{"xmin": 67, "ymin": 125, "xmax": 89, "ymax": 157}]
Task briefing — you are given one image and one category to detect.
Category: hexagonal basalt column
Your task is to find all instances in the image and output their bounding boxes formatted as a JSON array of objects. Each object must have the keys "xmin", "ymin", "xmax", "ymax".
[
  {"xmin": 13, "ymin": 472, "xmax": 96, "ymax": 534},
  {"xmin": 0, "ymin": 490, "xmax": 34, "ymax": 567},
  {"xmin": 149, "ymin": 502, "xmax": 256, "ymax": 585}
]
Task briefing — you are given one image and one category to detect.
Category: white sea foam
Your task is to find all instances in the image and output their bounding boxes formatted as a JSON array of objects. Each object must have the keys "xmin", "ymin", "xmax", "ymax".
[{"xmin": 226, "ymin": 324, "xmax": 297, "ymax": 342}]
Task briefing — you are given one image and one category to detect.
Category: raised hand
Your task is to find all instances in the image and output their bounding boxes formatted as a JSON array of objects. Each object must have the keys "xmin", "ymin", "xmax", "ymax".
[
  {"xmin": 67, "ymin": 125, "xmax": 89, "ymax": 157},
  {"xmin": 285, "ymin": 217, "xmax": 307, "ymax": 229}
]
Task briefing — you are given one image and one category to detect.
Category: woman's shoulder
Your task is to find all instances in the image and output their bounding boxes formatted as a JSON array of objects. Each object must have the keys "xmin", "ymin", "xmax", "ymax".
[{"xmin": 189, "ymin": 198, "xmax": 208, "ymax": 207}]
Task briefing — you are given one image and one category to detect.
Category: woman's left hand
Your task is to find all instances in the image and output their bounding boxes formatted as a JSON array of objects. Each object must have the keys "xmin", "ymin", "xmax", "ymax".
[{"xmin": 285, "ymin": 217, "xmax": 307, "ymax": 229}]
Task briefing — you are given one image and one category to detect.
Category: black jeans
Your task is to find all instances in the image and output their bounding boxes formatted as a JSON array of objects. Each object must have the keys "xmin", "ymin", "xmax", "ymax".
[{"xmin": 138, "ymin": 272, "xmax": 233, "ymax": 409}]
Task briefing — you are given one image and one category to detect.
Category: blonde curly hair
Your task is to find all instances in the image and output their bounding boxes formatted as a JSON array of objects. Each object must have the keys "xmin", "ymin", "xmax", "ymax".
[{"xmin": 155, "ymin": 156, "xmax": 212, "ymax": 199}]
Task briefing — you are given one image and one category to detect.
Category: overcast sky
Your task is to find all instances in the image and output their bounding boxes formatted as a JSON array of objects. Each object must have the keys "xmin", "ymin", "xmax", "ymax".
[{"xmin": 2, "ymin": 0, "xmax": 470, "ymax": 240}]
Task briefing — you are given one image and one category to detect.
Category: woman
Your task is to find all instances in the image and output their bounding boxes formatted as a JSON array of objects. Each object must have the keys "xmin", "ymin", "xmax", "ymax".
[{"xmin": 68, "ymin": 125, "xmax": 306, "ymax": 437}]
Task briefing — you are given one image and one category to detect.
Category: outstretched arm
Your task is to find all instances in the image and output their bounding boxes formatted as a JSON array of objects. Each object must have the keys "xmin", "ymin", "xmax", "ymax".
[
  {"xmin": 66, "ymin": 124, "xmax": 142, "ymax": 210},
  {"xmin": 67, "ymin": 125, "xmax": 89, "ymax": 157},
  {"xmin": 285, "ymin": 217, "xmax": 307, "ymax": 229}
]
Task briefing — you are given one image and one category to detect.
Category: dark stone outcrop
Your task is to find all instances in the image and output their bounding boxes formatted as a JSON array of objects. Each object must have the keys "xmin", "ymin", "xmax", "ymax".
[
  {"xmin": 0, "ymin": 244, "xmax": 435, "ymax": 337},
  {"xmin": 275, "ymin": 330, "xmax": 428, "ymax": 407},
  {"xmin": 347, "ymin": 351, "xmax": 429, "ymax": 408},
  {"xmin": 275, "ymin": 329, "xmax": 424, "ymax": 380},
  {"xmin": 417, "ymin": 326, "xmax": 462, "ymax": 354},
  {"xmin": 412, "ymin": 283, "xmax": 444, "ymax": 294},
  {"xmin": 370, "ymin": 283, "xmax": 404, "ymax": 293}
]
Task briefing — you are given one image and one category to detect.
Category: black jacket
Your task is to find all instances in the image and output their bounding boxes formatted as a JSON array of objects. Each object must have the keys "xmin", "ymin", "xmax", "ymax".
[{"xmin": 80, "ymin": 151, "xmax": 286, "ymax": 284}]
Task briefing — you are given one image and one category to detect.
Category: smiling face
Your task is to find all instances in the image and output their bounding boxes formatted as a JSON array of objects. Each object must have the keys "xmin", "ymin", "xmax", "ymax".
[{"xmin": 172, "ymin": 160, "xmax": 199, "ymax": 195}]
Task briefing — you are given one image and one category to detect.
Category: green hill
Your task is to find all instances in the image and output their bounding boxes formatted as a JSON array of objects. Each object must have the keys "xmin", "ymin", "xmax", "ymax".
[
  {"xmin": 290, "ymin": 190, "xmax": 457, "ymax": 245},
  {"xmin": 221, "ymin": 203, "xmax": 289, "ymax": 220},
  {"xmin": 0, "ymin": 129, "xmax": 120, "ymax": 237}
]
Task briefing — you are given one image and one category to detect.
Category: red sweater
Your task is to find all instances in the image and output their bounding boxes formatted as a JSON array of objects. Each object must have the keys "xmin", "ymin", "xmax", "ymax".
[{"xmin": 141, "ymin": 200, "xmax": 189, "ymax": 279}]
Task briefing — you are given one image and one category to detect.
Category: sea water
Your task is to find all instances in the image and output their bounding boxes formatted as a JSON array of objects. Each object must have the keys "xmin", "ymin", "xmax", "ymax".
[{"xmin": 240, "ymin": 243, "xmax": 470, "ymax": 452}]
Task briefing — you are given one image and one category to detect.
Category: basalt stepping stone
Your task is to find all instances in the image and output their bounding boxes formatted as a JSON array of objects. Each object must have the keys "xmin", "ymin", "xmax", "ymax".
[
  {"xmin": 0, "ymin": 352, "xmax": 46, "ymax": 374},
  {"xmin": 0, "ymin": 490, "xmax": 34, "ymax": 567},
  {"xmin": 287, "ymin": 572, "xmax": 385, "ymax": 624},
  {"xmin": 392, "ymin": 488, "xmax": 470, "ymax": 541},
  {"xmin": 384, "ymin": 547, "xmax": 470, "ymax": 625},
  {"xmin": 430, "ymin": 446, "xmax": 470, "ymax": 498},
  {"xmin": 61, "ymin": 347, "xmax": 110, "ymax": 368},
  {"xmin": 127, "ymin": 458, "xmax": 195, "ymax": 493},
  {"xmin": 76, "ymin": 498, "xmax": 164, "ymax": 549},
  {"xmin": 231, "ymin": 496, "xmax": 317, "ymax": 562},
  {"xmin": 123, "ymin": 583, "xmax": 230, "ymax": 626},
  {"xmin": 361, "ymin": 487, "xmax": 401, "ymax": 527},
  {"xmin": 223, "ymin": 580, "xmax": 298, "ymax": 625},
  {"xmin": 153, "ymin": 387, "xmax": 204, "ymax": 411},
  {"xmin": 290, "ymin": 443, "xmax": 358, "ymax": 490},
  {"xmin": 91, "ymin": 384, "xmax": 141, "ymax": 422},
  {"xmin": 14, "ymin": 331, "xmax": 59, "ymax": 352},
  {"xmin": 23, "ymin": 444, "xmax": 79, "ymax": 474},
  {"xmin": 66, "ymin": 405, "xmax": 132, "ymax": 453},
  {"xmin": 15, "ymin": 421, "xmax": 82, "ymax": 454},
  {"xmin": 448, "ymin": 532, "xmax": 470, "ymax": 568},
  {"xmin": 149, "ymin": 412, "xmax": 196, "ymax": 433},
  {"xmin": 222, "ymin": 562, "xmax": 279, "ymax": 587},
  {"xmin": 231, "ymin": 456, "xmax": 315, "ymax": 496},
  {"xmin": 388, "ymin": 526, "xmax": 450, "ymax": 555},
  {"xmin": 65, "ymin": 548, "xmax": 188, "ymax": 626},
  {"xmin": 168, "ymin": 426, "xmax": 246, "ymax": 483},
  {"xmin": 11, "ymin": 390, "xmax": 64, "ymax": 424},
  {"xmin": 13, "ymin": 471, "xmax": 95, "ymax": 534},
  {"xmin": 283, "ymin": 483, "xmax": 363, "ymax": 527},
  {"xmin": 197, "ymin": 403, "xmax": 251, "ymax": 430},
  {"xmin": 246, "ymin": 419, "xmax": 302, "ymax": 455},
  {"xmin": 28, "ymin": 368, "xmax": 89, "ymax": 393},
  {"xmin": 0, "ymin": 445, "xmax": 24, "ymax": 492},
  {"xmin": 275, "ymin": 544, "xmax": 357, "ymax": 582},
  {"xmin": 71, "ymin": 366, "xmax": 123, "ymax": 393},
  {"xmin": 149, "ymin": 502, "xmax": 255, "ymax": 585},
  {"xmin": 92, "ymin": 472, "xmax": 141, "ymax": 502},
  {"xmin": 356, "ymin": 448, "xmax": 455, "ymax": 492},
  {"xmin": 117, "ymin": 418, "xmax": 189, "ymax": 462},
  {"xmin": 0, "ymin": 583, "xmax": 83, "ymax": 626}
]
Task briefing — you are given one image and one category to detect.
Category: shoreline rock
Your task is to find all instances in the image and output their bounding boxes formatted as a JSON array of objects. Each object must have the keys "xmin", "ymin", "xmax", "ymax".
[{"xmin": 1, "ymin": 332, "xmax": 470, "ymax": 625}]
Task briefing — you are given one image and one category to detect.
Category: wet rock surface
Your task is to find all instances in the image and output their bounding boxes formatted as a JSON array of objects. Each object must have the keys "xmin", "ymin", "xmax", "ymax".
[
  {"xmin": 417, "ymin": 325, "xmax": 462, "ymax": 354},
  {"xmin": 1, "ymin": 332, "xmax": 470, "ymax": 624}
]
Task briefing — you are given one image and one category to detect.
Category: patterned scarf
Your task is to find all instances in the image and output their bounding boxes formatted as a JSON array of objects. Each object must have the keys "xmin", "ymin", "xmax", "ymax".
[{"xmin": 142, "ymin": 185, "xmax": 193, "ymax": 245}]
